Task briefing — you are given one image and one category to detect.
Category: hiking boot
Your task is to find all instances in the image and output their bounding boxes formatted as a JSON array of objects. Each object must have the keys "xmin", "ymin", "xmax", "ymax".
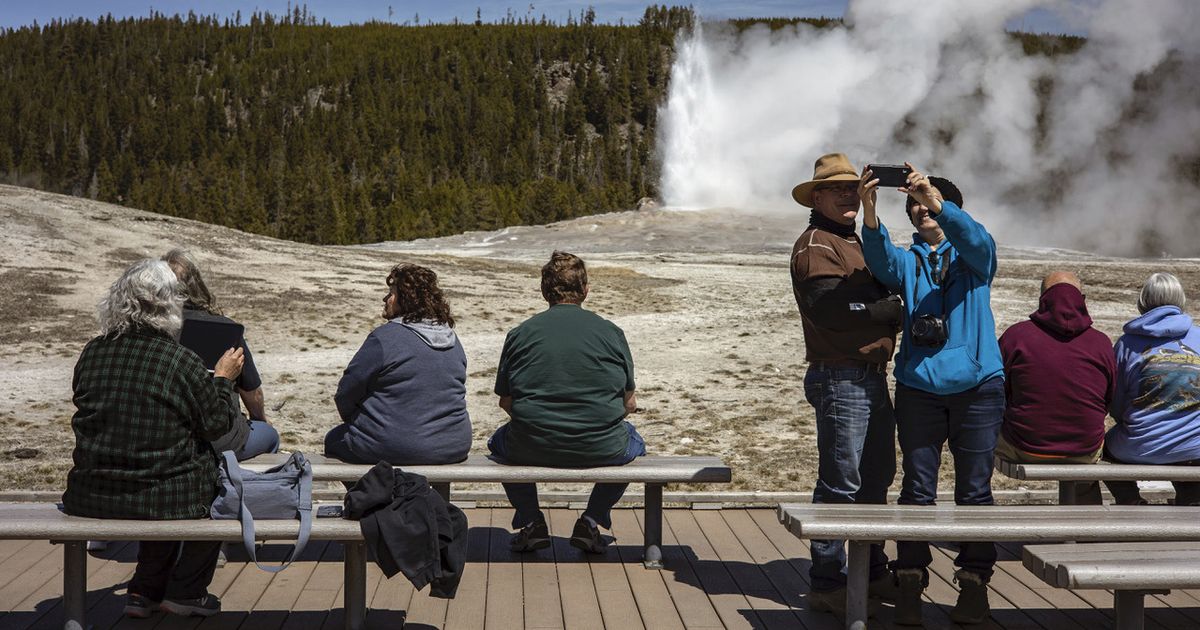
[
  {"xmin": 893, "ymin": 568, "xmax": 925, "ymax": 626},
  {"xmin": 160, "ymin": 593, "xmax": 221, "ymax": 617},
  {"xmin": 951, "ymin": 569, "xmax": 990, "ymax": 624},
  {"xmin": 123, "ymin": 593, "xmax": 160, "ymax": 619},
  {"xmin": 569, "ymin": 517, "xmax": 608, "ymax": 554},
  {"xmin": 510, "ymin": 519, "xmax": 551, "ymax": 552},
  {"xmin": 868, "ymin": 570, "xmax": 897, "ymax": 603},
  {"xmin": 808, "ymin": 587, "xmax": 880, "ymax": 620}
]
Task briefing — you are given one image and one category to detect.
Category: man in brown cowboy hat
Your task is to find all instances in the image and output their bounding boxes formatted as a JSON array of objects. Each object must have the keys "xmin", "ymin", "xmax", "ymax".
[{"xmin": 789, "ymin": 152, "xmax": 902, "ymax": 619}]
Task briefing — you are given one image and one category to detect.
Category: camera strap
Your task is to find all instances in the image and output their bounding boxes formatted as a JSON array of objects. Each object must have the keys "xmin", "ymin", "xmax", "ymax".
[{"xmin": 912, "ymin": 247, "xmax": 950, "ymax": 319}]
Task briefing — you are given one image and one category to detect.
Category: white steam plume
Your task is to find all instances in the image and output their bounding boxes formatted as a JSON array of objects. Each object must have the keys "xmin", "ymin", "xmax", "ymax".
[{"xmin": 658, "ymin": 0, "xmax": 1200, "ymax": 256}]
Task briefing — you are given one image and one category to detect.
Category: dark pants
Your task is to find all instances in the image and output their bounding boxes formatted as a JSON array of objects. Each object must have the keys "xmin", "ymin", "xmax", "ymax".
[
  {"xmin": 892, "ymin": 377, "xmax": 1004, "ymax": 582},
  {"xmin": 129, "ymin": 540, "xmax": 222, "ymax": 602},
  {"xmin": 1103, "ymin": 448, "xmax": 1200, "ymax": 506},
  {"xmin": 488, "ymin": 421, "xmax": 646, "ymax": 530},
  {"xmin": 803, "ymin": 363, "xmax": 896, "ymax": 591},
  {"xmin": 323, "ymin": 423, "xmax": 359, "ymax": 463}
]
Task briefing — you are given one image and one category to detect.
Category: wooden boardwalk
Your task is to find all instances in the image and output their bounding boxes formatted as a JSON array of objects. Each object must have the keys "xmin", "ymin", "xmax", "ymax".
[{"xmin": 2, "ymin": 508, "xmax": 1199, "ymax": 629}]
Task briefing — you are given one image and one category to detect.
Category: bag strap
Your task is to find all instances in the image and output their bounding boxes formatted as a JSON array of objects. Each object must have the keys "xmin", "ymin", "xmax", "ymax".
[{"xmin": 222, "ymin": 450, "xmax": 314, "ymax": 573}]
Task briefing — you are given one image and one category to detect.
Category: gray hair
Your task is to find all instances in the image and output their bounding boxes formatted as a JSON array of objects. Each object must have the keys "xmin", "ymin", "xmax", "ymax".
[
  {"xmin": 96, "ymin": 259, "xmax": 185, "ymax": 339},
  {"xmin": 1137, "ymin": 272, "xmax": 1187, "ymax": 314},
  {"xmin": 162, "ymin": 248, "xmax": 220, "ymax": 315}
]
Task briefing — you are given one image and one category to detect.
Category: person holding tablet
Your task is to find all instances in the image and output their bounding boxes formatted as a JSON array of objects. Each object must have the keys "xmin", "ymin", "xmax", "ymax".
[{"xmin": 164, "ymin": 249, "xmax": 280, "ymax": 459}]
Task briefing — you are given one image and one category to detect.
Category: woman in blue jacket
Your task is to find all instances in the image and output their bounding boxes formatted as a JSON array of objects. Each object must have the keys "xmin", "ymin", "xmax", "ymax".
[
  {"xmin": 859, "ymin": 163, "xmax": 1003, "ymax": 626},
  {"xmin": 1104, "ymin": 272, "xmax": 1200, "ymax": 506},
  {"xmin": 325, "ymin": 264, "xmax": 471, "ymax": 465}
]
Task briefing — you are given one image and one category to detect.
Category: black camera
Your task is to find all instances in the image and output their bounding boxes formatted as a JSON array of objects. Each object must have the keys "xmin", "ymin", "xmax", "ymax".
[{"xmin": 911, "ymin": 315, "xmax": 948, "ymax": 347}]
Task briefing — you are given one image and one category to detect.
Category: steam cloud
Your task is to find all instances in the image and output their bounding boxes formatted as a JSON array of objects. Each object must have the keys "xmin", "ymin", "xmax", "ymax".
[{"xmin": 658, "ymin": 0, "xmax": 1200, "ymax": 256}]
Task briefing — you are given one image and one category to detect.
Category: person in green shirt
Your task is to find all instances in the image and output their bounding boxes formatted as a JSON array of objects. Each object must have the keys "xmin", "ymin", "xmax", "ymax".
[{"xmin": 490, "ymin": 251, "xmax": 645, "ymax": 553}]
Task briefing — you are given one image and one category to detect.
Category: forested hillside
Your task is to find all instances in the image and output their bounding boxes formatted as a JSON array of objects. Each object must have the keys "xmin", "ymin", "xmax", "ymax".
[
  {"xmin": 0, "ymin": 9, "xmax": 1096, "ymax": 245},
  {"xmin": 0, "ymin": 7, "xmax": 693, "ymax": 244}
]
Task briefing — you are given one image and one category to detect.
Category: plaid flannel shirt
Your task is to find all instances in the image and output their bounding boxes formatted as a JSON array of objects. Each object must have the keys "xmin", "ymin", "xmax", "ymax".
[{"xmin": 63, "ymin": 327, "xmax": 236, "ymax": 520}]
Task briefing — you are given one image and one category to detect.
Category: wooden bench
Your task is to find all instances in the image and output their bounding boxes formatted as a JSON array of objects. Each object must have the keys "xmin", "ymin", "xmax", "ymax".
[
  {"xmin": 244, "ymin": 453, "xmax": 731, "ymax": 569},
  {"xmin": 994, "ymin": 455, "xmax": 1200, "ymax": 504},
  {"xmin": 1023, "ymin": 542, "xmax": 1200, "ymax": 630},
  {"xmin": 777, "ymin": 503, "xmax": 1200, "ymax": 630},
  {"xmin": 0, "ymin": 502, "xmax": 368, "ymax": 630}
]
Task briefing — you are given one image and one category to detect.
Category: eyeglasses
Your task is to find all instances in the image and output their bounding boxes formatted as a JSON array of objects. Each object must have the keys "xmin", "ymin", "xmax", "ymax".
[{"xmin": 815, "ymin": 183, "xmax": 858, "ymax": 195}]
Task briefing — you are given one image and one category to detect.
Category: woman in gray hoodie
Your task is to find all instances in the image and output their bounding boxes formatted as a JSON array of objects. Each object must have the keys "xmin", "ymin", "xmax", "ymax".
[{"xmin": 325, "ymin": 264, "xmax": 471, "ymax": 464}]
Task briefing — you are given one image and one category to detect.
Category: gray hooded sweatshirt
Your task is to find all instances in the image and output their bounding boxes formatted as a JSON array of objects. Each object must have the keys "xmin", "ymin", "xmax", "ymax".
[{"xmin": 334, "ymin": 319, "xmax": 471, "ymax": 464}]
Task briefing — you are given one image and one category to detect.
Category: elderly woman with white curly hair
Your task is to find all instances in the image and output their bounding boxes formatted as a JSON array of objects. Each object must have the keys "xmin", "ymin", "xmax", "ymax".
[
  {"xmin": 1104, "ymin": 272, "xmax": 1200, "ymax": 506},
  {"xmin": 62, "ymin": 259, "xmax": 243, "ymax": 619}
]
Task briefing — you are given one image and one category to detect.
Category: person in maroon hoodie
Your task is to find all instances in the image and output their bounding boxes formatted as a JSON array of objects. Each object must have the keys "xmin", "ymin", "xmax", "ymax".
[{"xmin": 996, "ymin": 271, "xmax": 1116, "ymax": 504}]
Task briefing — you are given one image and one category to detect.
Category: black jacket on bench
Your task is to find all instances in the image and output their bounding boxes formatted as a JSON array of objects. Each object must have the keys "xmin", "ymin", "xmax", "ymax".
[{"xmin": 344, "ymin": 463, "xmax": 467, "ymax": 598}]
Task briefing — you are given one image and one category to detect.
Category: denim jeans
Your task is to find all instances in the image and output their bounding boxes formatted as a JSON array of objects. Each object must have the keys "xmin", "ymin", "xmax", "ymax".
[
  {"xmin": 488, "ymin": 421, "xmax": 646, "ymax": 530},
  {"xmin": 892, "ymin": 376, "xmax": 1004, "ymax": 581},
  {"xmin": 236, "ymin": 419, "xmax": 281, "ymax": 461},
  {"xmin": 803, "ymin": 363, "xmax": 896, "ymax": 592}
]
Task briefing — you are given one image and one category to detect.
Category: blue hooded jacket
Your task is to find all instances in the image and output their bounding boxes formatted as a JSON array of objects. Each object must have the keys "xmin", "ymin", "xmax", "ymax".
[
  {"xmin": 861, "ymin": 201, "xmax": 1004, "ymax": 394},
  {"xmin": 1105, "ymin": 306, "xmax": 1200, "ymax": 464},
  {"xmin": 334, "ymin": 320, "xmax": 471, "ymax": 465}
]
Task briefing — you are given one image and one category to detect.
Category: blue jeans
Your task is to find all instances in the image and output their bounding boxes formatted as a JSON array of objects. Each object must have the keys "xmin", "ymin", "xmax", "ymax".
[
  {"xmin": 236, "ymin": 420, "xmax": 280, "ymax": 461},
  {"xmin": 488, "ymin": 421, "xmax": 646, "ymax": 530},
  {"xmin": 892, "ymin": 377, "xmax": 1004, "ymax": 581},
  {"xmin": 803, "ymin": 363, "xmax": 896, "ymax": 592}
]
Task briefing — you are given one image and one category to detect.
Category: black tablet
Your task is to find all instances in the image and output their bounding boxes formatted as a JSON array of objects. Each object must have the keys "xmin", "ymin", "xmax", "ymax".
[{"xmin": 179, "ymin": 319, "xmax": 245, "ymax": 370}]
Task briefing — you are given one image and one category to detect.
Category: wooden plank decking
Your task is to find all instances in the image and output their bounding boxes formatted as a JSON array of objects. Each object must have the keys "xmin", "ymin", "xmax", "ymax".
[{"xmin": 1, "ymin": 508, "xmax": 1198, "ymax": 629}]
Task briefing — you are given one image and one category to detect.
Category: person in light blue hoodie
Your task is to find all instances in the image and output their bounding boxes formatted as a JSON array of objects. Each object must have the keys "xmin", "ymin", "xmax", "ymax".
[
  {"xmin": 1104, "ymin": 272, "xmax": 1200, "ymax": 506},
  {"xmin": 325, "ymin": 264, "xmax": 471, "ymax": 465},
  {"xmin": 858, "ymin": 163, "xmax": 1003, "ymax": 626}
]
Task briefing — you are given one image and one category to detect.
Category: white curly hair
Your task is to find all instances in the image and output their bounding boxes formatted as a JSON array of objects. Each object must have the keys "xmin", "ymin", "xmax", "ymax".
[{"xmin": 96, "ymin": 259, "xmax": 185, "ymax": 339}]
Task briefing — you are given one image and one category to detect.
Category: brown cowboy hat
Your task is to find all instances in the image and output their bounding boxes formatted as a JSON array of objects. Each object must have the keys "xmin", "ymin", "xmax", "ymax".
[{"xmin": 791, "ymin": 152, "xmax": 860, "ymax": 208}]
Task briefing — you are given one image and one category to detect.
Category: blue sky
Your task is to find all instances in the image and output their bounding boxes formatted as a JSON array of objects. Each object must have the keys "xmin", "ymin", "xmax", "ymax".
[{"xmin": 0, "ymin": 1, "xmax": 1083, "ymax": 34}]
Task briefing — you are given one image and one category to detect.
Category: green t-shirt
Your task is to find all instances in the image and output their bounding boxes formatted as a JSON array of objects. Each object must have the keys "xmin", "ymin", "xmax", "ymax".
[{"xmin": 494, "ymin": 304, "xmax": 635, "ymax": 467}]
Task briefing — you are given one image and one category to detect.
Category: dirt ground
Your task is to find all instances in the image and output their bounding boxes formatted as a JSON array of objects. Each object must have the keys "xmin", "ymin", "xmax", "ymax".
[{"xmin": 3, "ymin": 183, "xmax": 1199, "ymax": 496}]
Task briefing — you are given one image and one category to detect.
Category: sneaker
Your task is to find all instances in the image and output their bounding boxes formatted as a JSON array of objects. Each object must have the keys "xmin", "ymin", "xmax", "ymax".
[
  {"xmin": 950, "ymin": 569, "xmax": 990, "ymax": 624},
  {"xmin": 160, "ymin": 593, "xmax": 221, "ymax": 617},
  {"xmin": 808, "ymin": 587, "xmax": 880, "ymax": 620},
  {"xmin": 569, "ymin": 517, "xmax": 608, "ymax": 554},
  {"xmin": 86, "ymin": 540, "xmax": 108, "ymax": 552},
  {"xmin": 893, "ymin": 569, "xmax": 926, "ymax": 626},
  {"xmin": 868, "ymin": 570, "xmax": 897, "ymax": 603},
  {"xmin": 216, "ymin": 546, "xmax": 227, "ymax": 568},
  {"xmin": 510, "ymin": 519, "xmax": 551, "ymax": 552},
  {"xmin": 123, "ymin": 593, "xmax": 160, "ymax": 619}
]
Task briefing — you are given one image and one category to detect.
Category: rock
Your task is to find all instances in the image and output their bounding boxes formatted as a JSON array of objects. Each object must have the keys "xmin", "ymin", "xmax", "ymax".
[{"xmin": 635, "ymin": 197, "xmax": 660, "ymax": 211}]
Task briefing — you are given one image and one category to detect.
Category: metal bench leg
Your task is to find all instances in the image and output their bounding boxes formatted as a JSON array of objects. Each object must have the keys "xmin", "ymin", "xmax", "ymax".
[
  {"xmin": 63, "ymin": 541, "xmax": 87, "ymax": 630},
  {"xmin": 344, "ymin": 542, "xmax": 367, "ymax": 630},
  {"xmin": 431, "ymin": 482, "xmax": 451, "ymax": 504},
  {"xmin": 643, "ymin": 483, "xmax": 664, "ymax": 569},
  {"xmin": 1058, "ymin": 481, "xmax": 1077, "ymax": 505},
  {"xmin": 845, "ymin": 540, "xmax": 870, "ymax": 630},
  {"xmin": 1114, "ymin": 590, "xmax": 1145, "ymax": 630}
]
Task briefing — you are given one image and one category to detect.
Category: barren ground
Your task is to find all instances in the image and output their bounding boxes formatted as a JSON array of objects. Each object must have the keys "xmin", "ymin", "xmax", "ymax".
[{"xmin": 3, "ymin": 184, "xmax": 1198, "ymax": 496}]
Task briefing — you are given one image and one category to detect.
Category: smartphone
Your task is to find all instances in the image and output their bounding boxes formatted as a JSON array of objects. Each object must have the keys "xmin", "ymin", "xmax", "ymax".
[
  {"xmin": 316, "ymin": 504, "xmax": 344, "ymax": 518},
  {"xmin": 866, "ymin": 164, "xmax": 912, "ymax": 188}
]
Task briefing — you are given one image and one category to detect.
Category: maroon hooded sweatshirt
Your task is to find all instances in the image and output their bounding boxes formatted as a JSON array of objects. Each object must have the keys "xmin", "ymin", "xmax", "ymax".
[{"xmin": 998, "ymin": 283, "xmax": 1116, "ymax": 457}]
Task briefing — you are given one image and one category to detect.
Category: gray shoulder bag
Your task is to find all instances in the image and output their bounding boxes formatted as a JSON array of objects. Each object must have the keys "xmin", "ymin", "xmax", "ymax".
[{"xmin": 211, "ymin": 450, "xmax": 313, "ymax": 573}]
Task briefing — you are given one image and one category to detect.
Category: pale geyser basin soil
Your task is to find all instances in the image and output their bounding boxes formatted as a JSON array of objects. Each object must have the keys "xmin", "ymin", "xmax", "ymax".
[{"xmin": 3, "ymin": 183, "xmax": 1199, "ymax": 495}]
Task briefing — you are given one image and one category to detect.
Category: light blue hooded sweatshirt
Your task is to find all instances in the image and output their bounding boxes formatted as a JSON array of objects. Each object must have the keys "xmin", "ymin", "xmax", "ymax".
[
  {"xmin": 861, "ymin": 201, "xmax": 1004, "ymax": 395},
  {"xmin": 1105, "ymin": 306, "xmax": 1200, "ymax": 464}
]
